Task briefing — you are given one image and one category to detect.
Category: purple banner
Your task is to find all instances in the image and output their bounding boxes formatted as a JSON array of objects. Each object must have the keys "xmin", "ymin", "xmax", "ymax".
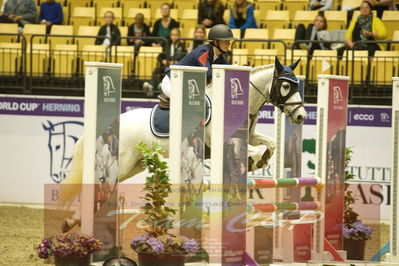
[
  {"xmin": 0, "ymin": 96, "xmax": 157, "ymax": 117},
  {"xmin": 0, "ymin": 96, "xmax": 392, "ymax": 127}
]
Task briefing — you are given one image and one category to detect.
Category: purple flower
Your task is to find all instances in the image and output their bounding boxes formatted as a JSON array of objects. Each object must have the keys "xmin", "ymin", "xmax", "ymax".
[
  {"xmin": 182, "ymin": 236, "xmax": 199, "ymax": 253},
  {"xmin": 131, "ymin": 234, "xmax": 149, "ymax": 247},
  {"xmin": 146, "ymin": 237, "xmax": 165, "ymax": 253},
  {"xmin": 344, "ymin": 221, "xmax": 373, "ymax": 240}
]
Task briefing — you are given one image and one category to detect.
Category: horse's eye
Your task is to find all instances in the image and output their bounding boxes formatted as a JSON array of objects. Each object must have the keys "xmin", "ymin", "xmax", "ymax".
[
  {"xmin": 283, "ymin": 83, "xmax": 290, "ymax": 90},
  {"xmin": 55, "ymin": 145, "xmax": 61, "ymax": 150}
]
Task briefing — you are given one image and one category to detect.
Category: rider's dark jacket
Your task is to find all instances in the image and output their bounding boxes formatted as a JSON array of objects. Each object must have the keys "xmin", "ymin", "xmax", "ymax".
[{"xmin": 166, "ymin": 43, "xmax": 228, "ymax": 84}]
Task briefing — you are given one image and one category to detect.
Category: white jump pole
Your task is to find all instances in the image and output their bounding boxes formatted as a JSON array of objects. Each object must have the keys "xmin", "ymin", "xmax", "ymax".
[
  {"xmin": 312, "ymin": 74, "xmax": 349, "ymax": 262},
  {"xmin": 209, "ymin": 64, "xmax": 251, "ymax": 265},
  {"xmin": 81, "ymin": 62, "xmax": 122, "ymax": 262},
  {"xmin": 390, "ymin": 77, "xmax": 399, "ymax": 263},
  {"xmin": 169, "ymin": 65, "xmax": 207, "ymax": 249}
]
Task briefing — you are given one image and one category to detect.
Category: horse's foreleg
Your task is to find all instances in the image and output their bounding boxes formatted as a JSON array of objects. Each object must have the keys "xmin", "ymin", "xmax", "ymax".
[
  {"xmin": 247, "ymin": 144, "xmax": 263, "ymax": 172},
  {"xmin": 248, "ymin": 131, "xmax": 276, "ymax": 170}
]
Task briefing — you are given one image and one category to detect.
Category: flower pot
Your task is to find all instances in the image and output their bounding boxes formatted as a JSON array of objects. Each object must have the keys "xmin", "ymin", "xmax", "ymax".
[
  {"xmin": 138, "ymin": 252, "xmax": 185, "ymax": 266},
  {"xmin": 344, "ymin": 239, "xmax": 366, "ymax": 260},
  {"xmin": 54, "ymin": 255, "xmax": 91, "ymax": 266}
]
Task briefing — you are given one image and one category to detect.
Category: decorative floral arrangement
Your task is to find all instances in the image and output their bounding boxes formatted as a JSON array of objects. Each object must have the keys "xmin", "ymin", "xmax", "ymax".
[
  {"xmin": 36, "ymin": 233, "xmax": 103, "ymax": 259},
  {"xmin": 343, "ymin": 221, "xmax": 373, "ymax": 240},
  {"xmin": 131, "ymin": 142, "xmax": 199, "ymax": 257},
  {"xmin": 344, "ymin": 147, "xmax": 373, "ymax": 241}
]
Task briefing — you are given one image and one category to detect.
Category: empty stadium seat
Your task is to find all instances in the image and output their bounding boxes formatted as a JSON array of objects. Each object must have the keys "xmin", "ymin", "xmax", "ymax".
[
  {"xmin": 93, "ymin": 0, "xmax": 117, "ymax": 13},
  {"xmin": 309, "ymin": 49, "xmax": 338, "ymax": 82},
  {"xmin": 62, "ymin": 6, "xmax": 69, "ymax": 25},
  {"xmin": 23, "ymin": 24, "xmax": 46, "ymax": 44},
  {"xmin": 252, "ymin": 49, "xmax": 278, "ymax": 67},
  {"xmin": 80, "ymin": 45, "xmax": 108, "ymax": 73},
  {"xmin": 134, "ymin": 46, "xmax": 162, "ymax": 80},
  {"xmin": 146, "ymin": 0, "xmax": 172, "ymax": 9},
  {"xmin": 0, "ymin": 23, "xmax": 19, "ymax": 43},
  {"xmin": 125, "ymin": 8, "xmax": 151, "ymax": 27},
  {"xmin": 121, "ymin": 0, "xmax": 145, "ymax": 19},
  {"xmin": 71, "ymin": 7, "xmax": 96, "ymax": 34},
  {"xmin": 255, "ymin": 0, "xmax": 281, "ymax": 19},
  {"xmin": 180, "ymin": 9, "xmax": 199, "ymax": 39},
  {"xmin": 282, "ymin": 0, "xmax": 308, "ymax": 20},
  {"xmin": 0, "ymin": 42, "xmax": 22, "ymax": 75},
  {"xmin": 340, "ymin": 50, "xmax": 368, "ymax": 83},
  {"xmin": 382, "ymin": 11, "xmax": 399, "ymax": 40},
  {"xmin": 242, "ymin": 28, "xmax": 269, "ymax": 54},
  {"xmin": 173, "ymin": 0, "xmax": 198, "ymax": 17},
  {"xmin": 341, "ymin": 0, "xmax": 362, "ymax": 10},
  {"xmin": 392, "ymin": 30, "xmax": 399, "ymax": 51},
  {"xmin": 49, "ymin": 25, "xmax": 74, "ymax": 47},
  {"xmin": 97, "ymin": 7, "xmax": 123, "ymax": 26},
  {"xmin": 112, "ymin": 46, "xmax": 135, "ymax": 78},
  {"xmin": 26, "ymin": 43, "xmax": 50, "ymax": 76},
  {"xmin": 262, "ymin": 10, "xmax": 289, "ymax": 38},
  {"xmin": 324, "ymin": 11, "xmax": 347, "ymax": 30},
  {"xmin": 371, "ymin": 50, "xmax": 399, "ymax": 84},
  {"xmin": 272, "ymin": 28, "xmax": 296, "ymax": 55},
  {"xmin": 68, "ymin": 0, "xmax": 90, "ymax": 11},
  {"xmin": 52, "ymin": 44, "xmax": 78, "ymax": 77},
  {"xmin": 119, "ymin": 26, "xmax": 128, "ymax": 46},
  {"xmin": 232, "ymin": 49, "xmax": 249, "ymax": 65},
  {"xmin": 76, "ymin": 26, "xmax": 100, "ymax": 50},
  {"xmin": 292, "ymin": 10, "xmax": 318, "ymax": 28},
  {"xmin": 286, "ymin": 49, "xmax": 308, "ymax": 75}
]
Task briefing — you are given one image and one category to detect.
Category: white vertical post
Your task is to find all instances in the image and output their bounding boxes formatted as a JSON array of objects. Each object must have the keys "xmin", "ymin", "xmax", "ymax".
[
  {"xmin": 82, "ymin": 62, "xmax": 122, "ymax": 262},
  {"xmin": 391, "ymin": 77, "xmax": 399, "ymax": 262},
  {"xmin": 312, "ymin": 74, "xmax": 349, "ymax": 262},
  {"xmin": 210, "ymin": 65, "xmax": 251, "ymax": 265},
  {"xmin": 169, "ymin": 65, "xmax": 207, "ymax": 250}
]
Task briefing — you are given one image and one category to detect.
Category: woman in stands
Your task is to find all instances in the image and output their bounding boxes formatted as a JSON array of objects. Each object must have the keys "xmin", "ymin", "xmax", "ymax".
[
  {"xmin": 229, "ymin": 0, "xmax": 257, "ymax": 38},
  {"xmin": 293, "ymin": 14, "xmax": 329, "ymax": 55},
  {"xmin": 145, "ymin": 24, "xmax": 236, "ymax": 103},
  {"xmin": 344, "ymin": 0, "xmax": 387, "ymax": 56},
  {"xmin": 188, "ymin": 24, "xmax": 207, "ymax": 52},
  {"xmin": 143, "ymin": 28, "xmax": 187, "ymax": 96},
  {"xmin": 95, "ymin": 10, "xmax": 121, "ymax": 47}
]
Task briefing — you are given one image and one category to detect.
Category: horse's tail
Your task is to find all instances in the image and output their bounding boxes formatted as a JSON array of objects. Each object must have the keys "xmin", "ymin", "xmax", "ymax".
[{"xmin": 59, "ymin": 136, "xmax": 84, "ymax": 204}]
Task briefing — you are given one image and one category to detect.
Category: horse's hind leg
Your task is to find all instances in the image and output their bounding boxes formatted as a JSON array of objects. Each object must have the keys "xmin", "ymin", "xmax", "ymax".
[{"xmin": 59, "ymin": 137, "xmax": 84, "ymax": 204}]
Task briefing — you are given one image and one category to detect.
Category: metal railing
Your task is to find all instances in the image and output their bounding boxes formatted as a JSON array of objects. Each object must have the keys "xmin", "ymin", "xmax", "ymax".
[{"xmin": 0, "ymin": 34, "xmax": 398, "ymax": 104}]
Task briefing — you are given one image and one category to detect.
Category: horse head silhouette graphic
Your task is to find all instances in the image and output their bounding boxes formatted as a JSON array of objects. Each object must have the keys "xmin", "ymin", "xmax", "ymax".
[
  {"xmin": 42, "ymin": 120, "xmax": 83, "ymax": 183},
  {"xmin": 333, "ymin": 86, "xmax": 343, "ymax": 105},
  {"xmin": 103, "ymin": 76, "xmax": 116, "ymax": 97},
  {"xmin": 188, "ymin": 79, "xmax": 200, "ymax": 100},
  {"xmin": 230, "ymin": 78, "xmax": 244, "ymax": 99}
]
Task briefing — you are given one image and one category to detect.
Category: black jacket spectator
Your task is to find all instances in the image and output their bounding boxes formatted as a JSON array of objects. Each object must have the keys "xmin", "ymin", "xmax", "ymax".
[
  {"xmin": 158, "ymin": 41, "xmax": 187, "ymax": 64},
  {"xmin": 95, "ymin": 24, "xmax": 121, "ymax": 46},
  {"xmin": 198, "ymin": 0, "xmax": 225, "ymax": 28},
  {"xmin": 127, "ymin": 23, "xmax": 151, "ymax": 46}
]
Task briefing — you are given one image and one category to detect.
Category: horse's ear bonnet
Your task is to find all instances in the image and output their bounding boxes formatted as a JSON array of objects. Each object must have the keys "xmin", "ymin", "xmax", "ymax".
[{"xmin": 274, "ymin": 57, "xmax": 300, "ymax": 84}]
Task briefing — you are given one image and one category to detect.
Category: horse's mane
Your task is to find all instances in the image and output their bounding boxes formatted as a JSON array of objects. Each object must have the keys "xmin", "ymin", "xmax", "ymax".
[{"xmin": 250, "ymin": 64, "xmax": 275, "ymax": 73}]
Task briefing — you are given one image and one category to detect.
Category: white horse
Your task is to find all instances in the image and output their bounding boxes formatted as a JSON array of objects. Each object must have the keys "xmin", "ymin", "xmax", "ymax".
[{"xmin": 60, "ymin": 58, "xmax": 306, "ymax": 230}]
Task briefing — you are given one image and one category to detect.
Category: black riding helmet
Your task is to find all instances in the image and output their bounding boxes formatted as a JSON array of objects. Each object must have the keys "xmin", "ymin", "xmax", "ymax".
[{"xmin": 208, "ymin": 24, "xmax": 237, "ymax": 41}]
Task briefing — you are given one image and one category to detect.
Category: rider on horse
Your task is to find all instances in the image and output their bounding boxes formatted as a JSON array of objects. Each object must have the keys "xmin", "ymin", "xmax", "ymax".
[{"xmin": 158, "ymin": 24, "xmax": 237, "ymax": 109}]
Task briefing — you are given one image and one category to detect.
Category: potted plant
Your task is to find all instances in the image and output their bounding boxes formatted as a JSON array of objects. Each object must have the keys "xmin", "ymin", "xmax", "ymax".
[
  {"xmin": 130, "ymin": 142, "xmax": 199, "ymax": 266},
  {"xmin": 36, "ymin": 233, "xmax": 103, "ymax": 266},
  {"xmin": 343, "ymin": 147, "xmax": 373, "ymax": 260}
]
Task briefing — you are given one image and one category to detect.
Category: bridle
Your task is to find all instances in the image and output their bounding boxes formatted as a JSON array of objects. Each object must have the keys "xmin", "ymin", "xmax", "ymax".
[{"xmin": 250, "ymin": 70, "xmax": 304, "ymax": 115}]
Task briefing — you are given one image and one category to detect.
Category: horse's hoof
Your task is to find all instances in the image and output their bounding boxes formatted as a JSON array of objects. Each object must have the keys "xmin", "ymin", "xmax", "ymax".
[{"xmin": 61, "ymin": 218, "xmax": 76, "ymax": 233}]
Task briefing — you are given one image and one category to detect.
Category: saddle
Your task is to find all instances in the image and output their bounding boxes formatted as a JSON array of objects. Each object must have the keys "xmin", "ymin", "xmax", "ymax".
[{"xmin": 150, "ymin": 93, "xmax": 212, "ymax": 138}]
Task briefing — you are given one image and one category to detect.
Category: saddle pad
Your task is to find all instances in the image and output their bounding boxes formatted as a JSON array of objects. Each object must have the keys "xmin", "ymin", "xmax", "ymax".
[{"xmin": 150, "ymin": 96, "xmax": 212, "ymax": 138}]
